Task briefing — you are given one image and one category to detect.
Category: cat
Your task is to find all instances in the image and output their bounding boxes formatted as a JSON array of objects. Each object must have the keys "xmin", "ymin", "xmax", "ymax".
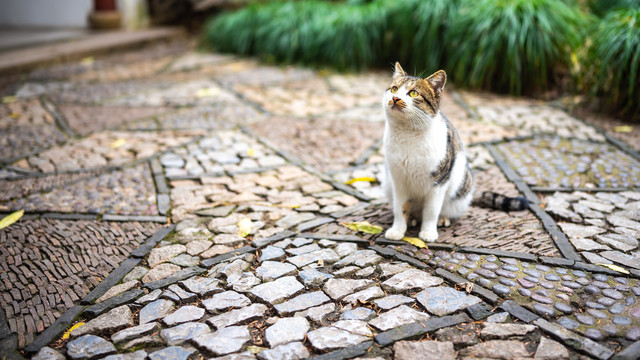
[{"xmin": 382, "ymin": 62, "xmax": 527, "ymax": 242}]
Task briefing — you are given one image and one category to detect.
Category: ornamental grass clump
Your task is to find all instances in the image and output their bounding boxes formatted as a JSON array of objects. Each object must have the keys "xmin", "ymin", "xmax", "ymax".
[
  {"xmin": 587, "ymin": 8, "xmax": 640, "ymax": 119},
  {"xmin": 446, "ymin": 0, "xmax": 588, "ymax": 95}
]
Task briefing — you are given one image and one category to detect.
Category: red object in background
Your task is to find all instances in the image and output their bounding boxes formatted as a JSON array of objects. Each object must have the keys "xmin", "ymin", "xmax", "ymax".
[{"xmin": 94, "ymin": 0, "xmax": 117, "ymax": 11}]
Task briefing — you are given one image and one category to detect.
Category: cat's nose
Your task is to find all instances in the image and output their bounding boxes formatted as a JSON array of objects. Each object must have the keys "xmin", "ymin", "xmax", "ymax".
[{"xmin": 392, "ymin": 97, "xmax": 401, "ymax": 103}]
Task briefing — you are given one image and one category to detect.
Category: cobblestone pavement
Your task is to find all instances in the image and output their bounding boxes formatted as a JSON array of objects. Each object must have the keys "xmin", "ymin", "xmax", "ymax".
[{"xmin": 1, "ymin": 40, "xmax": 640, "ymax": 360}]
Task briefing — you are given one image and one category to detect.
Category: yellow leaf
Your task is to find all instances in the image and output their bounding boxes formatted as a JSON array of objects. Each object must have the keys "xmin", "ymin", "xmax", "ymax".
[
  {"xmin": 2, "ymin": 96, "xmax": 17, "ymax": 103},
  {"xmin": 341, "ymin": 221, "xmax": 382, "ymax": 234},
  {"xmin": 402, "ymin": 236, "xmax": 427, "ymax": 248},
  {"xmin": 614, "ymin": 126, "xmax": 633, "ymax": 133},
  {"xmin": 9, "ymin": 113, "xmax": 20, "ymax": 119},
  {"xmin": 246, "ymin": 346, "xmax": 266, "ymax": 354},
  {"xmin": 237, "ymin": 218, "xmax": 252, "ymax": 237},
  {"xmin": 196, "ymin": 87, "xmax": 220, "ymax": 98},
  {"xmin": 80, "ymin": 56, "xmax": 94, "ymax": 66},
  {"xmin": 247, "ymin": 148, "xmax": 255, "ymax": 157},
  {"xmin": 61, "ymin": 322, "xmax": 85, "ymax": 340},
  {"xmin": 0, "ymin": 210, "xmax": 24, "ymax": 230},
  {"xmin": 345, "ymin": 177, "xmax": 376, "ymax": 185},
  {"xmin": 596, "ymin": 263, "xmax": 629, "ymax": 274},
  {"xmin": 110, "ymin": 138, "xmax": 127, "ymax": 148}
]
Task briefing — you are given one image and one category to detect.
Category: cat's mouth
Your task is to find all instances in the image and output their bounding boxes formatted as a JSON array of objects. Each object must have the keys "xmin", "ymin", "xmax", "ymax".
[{"xmin": 388, "ymin": 98, "xmax": 406, "ymax": 111}]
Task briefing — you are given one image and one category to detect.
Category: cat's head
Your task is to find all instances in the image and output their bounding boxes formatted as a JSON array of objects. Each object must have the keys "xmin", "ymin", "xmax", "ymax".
[{"xmin": 382, "ymin": 62, "xmax": 446, "ymax": 125}]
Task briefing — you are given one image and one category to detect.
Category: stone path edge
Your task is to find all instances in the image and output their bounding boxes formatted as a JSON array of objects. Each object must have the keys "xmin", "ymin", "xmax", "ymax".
[{"xmin": 22, "ymin": 225, "xmax": 175, "ymax": 354}]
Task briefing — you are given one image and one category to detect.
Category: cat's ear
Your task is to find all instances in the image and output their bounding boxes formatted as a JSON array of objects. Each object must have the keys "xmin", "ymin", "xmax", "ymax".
[
  {"xmin": 393, "ymin": 62, "xmax": 406, "ymax": 79},
  {"xmin": 426, "ymin": 70, "xmax": 447, "ymax": 95}
]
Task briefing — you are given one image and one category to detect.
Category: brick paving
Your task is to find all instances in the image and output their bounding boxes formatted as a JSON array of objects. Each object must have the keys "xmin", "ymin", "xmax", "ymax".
[{"xmin": 0, "ymin": 41, "xmax": 638, "ymax": 360}]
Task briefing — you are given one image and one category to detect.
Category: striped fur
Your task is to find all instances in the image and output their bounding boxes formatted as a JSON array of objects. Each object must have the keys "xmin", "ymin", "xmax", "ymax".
[
  {"xmin": 474, "ymin": 191, "xmax": 529, "ymax": 211},
  {"xmin": 383, "ymin": 63, "xmax": 474, "ymax": 242}
]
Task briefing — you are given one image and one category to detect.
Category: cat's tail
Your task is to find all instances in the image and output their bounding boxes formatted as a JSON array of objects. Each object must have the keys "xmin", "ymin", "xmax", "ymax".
[{"xmin": 473, "ymin": 191, "xmax": 529, "ymax": 211}]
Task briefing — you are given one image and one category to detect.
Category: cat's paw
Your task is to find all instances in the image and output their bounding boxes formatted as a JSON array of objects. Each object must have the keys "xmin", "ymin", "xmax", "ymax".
[
  {"xmin": 419, "ymin": 228, "xmax": 439, "ymax": 242},
  {"xmin": 385, "ymin": 227, "xmax": 406, "ymax": 240},
  {"xmin": 438, "ymin": 217, "xmax": 451, "ymax": 227}
]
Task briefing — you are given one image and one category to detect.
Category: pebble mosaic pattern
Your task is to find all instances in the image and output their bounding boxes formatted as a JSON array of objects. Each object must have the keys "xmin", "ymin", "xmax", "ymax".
[
  {"xmin": 0, "ymin": 219, "xmax": 160, "ymax": 347},
  {"xmin": 0, "ymin": 164, "xmax": 158, "ymax": 215},
  {"xmin": 59, "ymin": 105, "xmax": 166, "ymax": 136},
  {"xmin": 0, "ymin": 170, "xmax": 101, "ymax": 202},
  {"xmin": 497, "ymin": 135, "xmax": 640, "ymax": 189}
]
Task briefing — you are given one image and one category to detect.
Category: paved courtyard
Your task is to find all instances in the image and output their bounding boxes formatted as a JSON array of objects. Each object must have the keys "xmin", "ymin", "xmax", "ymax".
[{"xmin": 1, "ymin": 39, "xmax": 640, "ymax": 360}]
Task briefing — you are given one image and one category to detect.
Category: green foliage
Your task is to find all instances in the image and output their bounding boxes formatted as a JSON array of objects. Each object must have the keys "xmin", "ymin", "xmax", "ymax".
[
  {"xmin": 587, "ymin": 8, "xmax": 640, "ymax": 118},
  {"xmin": 589, "ymin": 0, "xmax": 640, "ymax": 17},
  {"xmin": 446, "ymin": 0, "xmax": 588, "ymax": 95}
]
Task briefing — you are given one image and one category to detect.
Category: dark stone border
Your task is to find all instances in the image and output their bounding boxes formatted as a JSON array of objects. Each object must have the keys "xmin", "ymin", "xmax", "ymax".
[
  {"xmin": 458, "ymin": 246, "xmax": 537, "ymax": 262},
  {"xmin": 130, "ymin": 224, "xmax": 175, "ymax": 258},
  {"xmin": 374, "ymin": 313, "xmax": 470, "ymax": 347},
  {"xmin": 528, "ymin": 204, "xmax": 581, "ymax": 261},
  {"xmin": 102, "ymin": 214, "xmax": 167, "ymax": 223},
  {"xmin": 309, "ymin": 340, "xmax": 374, "ymax": 360},
  {"xmin": 41, "ymin": 97, "xmax": 77, "ymax": 138},
  {"xmin": 435, "ymin": 268, "xmax": 500, "ymax": 304},
  {"xmin": 143, "ymin": 266, "xmax": 206, "ymax": 291},
  {"xmin": 532, "ymin": 186, "xmax": 639, "ymax": 193},
  {"xmin": 84, "ymin": 289, "xmax": 145, "ymax": 317},
  {"xmin": 23, "ymin": 305, "xmax": 84, "ymax": 354},
  {"xmin": 499, "ymin": 300, "xmax": 539, "ymax": 323},
  {"xmin": 81, "ymin": 258, "xmax": 141, "ymax": 305},
  {"xmin": 252, "ymin": 230, "xmax": 296, "ymax": 248},
  {"xmin": 485, "ymin": 144, "xmax": 539, "ymax": 204},
  {"xmin": 201, "ymin": 246, "xmax": 256, "ymax": 267},
  {"xmin": 533, "ymin": 318, "xmax": 614, "ymax": 360},
  {"xmin": 296, "ymin": 217, "xmax": 334, "ymax": 233},
  {"xmin": 42, "ymin": 213, "xmax": 99, "ymax": 221}
]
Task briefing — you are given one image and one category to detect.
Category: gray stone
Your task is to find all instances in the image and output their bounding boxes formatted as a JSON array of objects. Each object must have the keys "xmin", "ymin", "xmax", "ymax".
[
  {"xmin": 459, "ymin": 340, "xmax": 529, "ymax": 359},
  {"xmin": 307, "ymin": 325, "xmax": 369, "ymax": 351},
  {"xmin": 595, "ymin": 234, "xmax": 638, "ymax": 252},
  {"xmin": 265, "ymin": 317, "xmax": 310, "ymax": 347},
  {"xmin": 276, "ymin": 213, "xmax": 316, "ymax": 229},
  {"xmin": 135, "ymin": 289, "xmax": 162, "ymax": 305},
  {"xmin": 215, "ymin": 352, "xmax": 256, "ymax": 360},
  {"xmin": 257, "ymin": 342, "xmax": 309, "ymax": 360},
  {"xmin": 142, "ymin": 263, "xmax": 181, "ymax": 283},
  {"xmin": 286, "ymin": 243, "xmax": 321, "ymax": 256},
  {"xmin": 103, "ymin": 350, "xmax": 147, "ymax": 360},
  {"xmin": 186, "ymin": 239, "xmax": 213, "ymax": 256},
  {"xmin": 96, "ymin": 281, "xmax": 139, "ymax": 304},
  {"xmin": 368, "ymin": 305, "xmax": 430, "ymax": 331},
  {"xmin": 341, "ymin": 307, "xmax": 376, "ymax": 321},
  {"xmin": 558, "ymin": 223, "xmax": 606, "ymax": 239},
  {"xmin": 333, "ymin": 266, "xmax": 360, "ymax": 277},
  {"xmin": 334, "ymin": 250, "xmax": 382, "ymax": 268},
  {"xmin": 71, "ymin": 305, "xmax": 133, "ymax": 337},
  {"xmin": 260, "ymin": 246, "xmax": 285, "ymax": 261},
  {"xmin": 169, "ymin": 254, "xmax": 200, "ymax": 267},
  {"xmin": 33, "ymin": 347, "xmax": 65, "ymax": 360},
  {"xmin": 203, "ymin": 291, "xmax": 251, "ymax": 312},
  {"xmin": 435, "ymin": 323, "xmax": 478, "ymax": 346},
  {"xmin": 193, "ymin": 325, "xmax": 251, "ymax": 356},
  {"xmin": 139, "ymin": 299, "xmax": 175, "ymax": 324},
  {"xmin": 167, "ymin": 284, "xmax": 197, "ymax": 302},
  {"xmin": 394, "ymin": 340, "xmax": 455, "ymax": 360},
  {"xmin": 250, "ymin": 276, "xmax": 304, "ymax": 304},
  {"xmin": 608, "ymin": 214, "xmax": 640, "ymax": 229},
  {"xmin": 373, "ymin": 295, "xmax": 414, "ymax": 310},
  {"xmin": 213, "ymin": 234, "xmax": 246, "ymax": 246},
  {"xmin": 287, "ymin": 249, "xmax": 340, "ymax": 268},
  {"xmin": 123, "ymin": 267, "xmax": 148, "ymax": 283},
  {"xmin": 163, "ymin": 305, "xmax": 204, "ymax": 326},
  {"xmin": 256, "ymin": 261, "xmax": 298, "ymax": 282},
  {"xmin": 292, "ymin": 237, "xmax": 314, "ymax": 247},
  {"xmin": 111, "ymin": 322, "xmax": 159, "ymax": 344},
  {"xmin": 230, "ymin": 272, "xmax": 262, "ymax": 292},
  {"xmin": 481, "ymin": 323, "xmax": 536, "ymax": 338},
  {"xmin": 274, "ymin": 291, "xmax": 331, "ymax": 315},
  {"xmin": 415, "ymin": 286, "xmax": 481, "ymax": 316},
  {"xmin": 534, "ymin": 337, "xmax": 570, "ymax": 360},
  {"xmin": 323, "ymin": 278, "xmax": 374, "ymax": 301},
  {"xmin": 208, "ymin": 303, "xmax": 268, "ymax": 329},
  {"xmin": 148, "ymin": 346, "xmax": 194, "ymax": 360},
  {"xmin": 569, "ymin": 238, "xmax": 611, "ymax": 251},
  {"xmin": 335, "ymin": 242, "xmax": 358, "ymax": 257},
  {"xmin": 160, "ymin": 322, "xmax": 211, "ymax": 345},
  {"xmin": 600, "ymin": 250, "xmax": 640, "ymax": 269},
  {"xmin": 298, "ymin": 268, "xmax": 333, "ymax": 286},
  {"xmin": 486, "ymin": 312, "xmax": 509, "ymax": 323},
  {"xmin": 180, "ymin": 277, "xmax": 222, "ymax": 296},
  {"xmin": 120, "ymin": 335, "xmax": 162, "ymax": 351},
  {"xmin": 355, "ymin": 266, "xmax": 376, "ymax": 277},
  {"xmin": 295, "ymin": 303, "xmax": 336, "ymax": 323},
  {"xmin": 148, "ymin": 244, "xmax": 187, "ymax": 267},
  {"xmin": 66, "ymin": 335, "xmax": 116, "ymax": 360},
  {"xmin": 333, "ymin": 320, "xmax": 373, "ymax": 336},
  {"xmin": 381, "ymin": 269, "xmax": 443, "ymax": 292},
  {"xmin": 342, "ymin": 286, "xmax": 385, "ymax": 305}
]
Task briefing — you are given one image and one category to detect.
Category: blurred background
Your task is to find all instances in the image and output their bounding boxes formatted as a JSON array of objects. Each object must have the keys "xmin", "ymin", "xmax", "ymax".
[{"xmin": 1, "ymin": 0, "xmax": 638, "ymax": 120}]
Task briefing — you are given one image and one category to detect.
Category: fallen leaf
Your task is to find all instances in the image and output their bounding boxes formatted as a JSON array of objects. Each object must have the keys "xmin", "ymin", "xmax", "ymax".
[
  {"xmin": 80, "ymin": 56, "xmax": 94, "ymax": 66},
  {"xmin": 402, "ymin": 236, "xmax": 427, "ymax": 248},
  {"xmin": 596, "ymin": 263, "xmax": 630, "ymax": 274},
  {"xmin": 2, "ymin": 96, "xmax": 17, "ymax": 103},
  {"xmin": 345, "ymin": 177, "xmax": 377, "ymax": 185},
  {"xmin": 614, "ymin": 125, "xmax": 633, "ymax": 133},
  {"xmin": 237, "ymin": 218, "xmax": 252, "ymax": 237},
  {"xmin": 9, "ymin": 113, "xmax": 20, "ymax": 119},
  {"xmin": 196, "ymin": 87, "xmax": 220, "ymax": 98},
  {"xmin": 455, "ymin": 282, "xmax": 474, "ymax": 293},
  {"xmin": 110, "ymin": 138, "xmax": 127, "ymax": 148},
  {"xmin": 246, "ymin": 346, "xmax": 266, "ymax": 354},
  {"xmin": 247, "ymin": 148, "xmax": 255, "ymax": 157},
  {"xmin": 0, "ymin": 210, "xmax": 24, "ymax": 230},
  {"xmin": 61, "ymin": 322, "xmax": 85, "ymax": 340},
  {"xmin": 341, "ymin": 221, "xmax": 382, "ymax": 234}
]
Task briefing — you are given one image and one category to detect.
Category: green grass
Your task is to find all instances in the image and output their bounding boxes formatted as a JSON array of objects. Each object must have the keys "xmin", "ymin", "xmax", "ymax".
[
  {"xmin": 587, "ymin": 8, "xmax": 640, "ymax": 118},
  {"xmin": 446, "ymin": 0, "xmax": 588, "ymax": 95},
  {"xmin": 589, "ymin": 0, "xmax": 640, "ymax": 17}
]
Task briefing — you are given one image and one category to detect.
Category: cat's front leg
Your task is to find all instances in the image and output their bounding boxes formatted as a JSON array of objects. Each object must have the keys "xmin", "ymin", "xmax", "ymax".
[
  {"xmin": 385, "ymin": 187, "xmax": 409, "ymax": 240},
  {"xmin": 419, "ymin": 188, "xmax": 447, "ymax": 242}
]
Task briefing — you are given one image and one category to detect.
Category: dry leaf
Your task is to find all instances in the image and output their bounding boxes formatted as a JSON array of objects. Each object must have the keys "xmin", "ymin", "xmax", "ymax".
[
  {"xmin": 62, "ymin": 322, "xmax": 85, "ymax": 340},
  {"xmin": 0, "ymin": 210, "xmax": 24, "ymax": 230},
  {"xmin": 614, "ymin": 126, "xmax": 633, "ymax": 133},
  {"xmin": 80, "ymin": 57, "xmax": 94, "ymax": 66},
  {"xmin": 247, "ymin": 148, "xmax": 255, "ymax": 157},
  {"xmin": 110, "ymin": 138, "xmax": 127, "ymax": 148},
  {"xmin": 2, "ymin": 96, "xmax": 17, "ymax": 103},
  {"xmin": 402, "ymin": 236, "xmax": 427, "ymax": 248},
  {"xmin": 596, "ymin": 263, "xmax": 630, "ymax": 274},
  {"xmin": 9, "ymin": 113, "xmax": 20, "ymax": 119},
  {"xmin": 246, "ymin": 346, "xmax": 266, "ymax": 354},
  {"xmin": 196, "ymin": 87, "xmax": 220, "ymax": 98},
  {"xmin": 341, "ymin": 221, "xmax": 382, "ymax": 234},
  {"xmin": 345, "ymin": 177, "xmax": 377, "ymax": 185},
  {"xmin": 455, "ymin": 282, "xmax": 474, "ymax": 293},
  {"xmin": 237, "ymin": 218, "xmax": 252, "ymax": 237}
]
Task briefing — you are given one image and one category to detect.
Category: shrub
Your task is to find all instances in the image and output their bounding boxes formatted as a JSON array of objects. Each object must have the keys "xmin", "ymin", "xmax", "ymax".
[
  {"xmin": 446, "ymin": 0, "xmax": 588, "ymax": 95},
  {"xmin": 589, "ymin": 0, "xmax": 640, "ymax": 17},
  {"xmin": 587, "ymin": 8, "xmax": 640, "ymax": 118}
]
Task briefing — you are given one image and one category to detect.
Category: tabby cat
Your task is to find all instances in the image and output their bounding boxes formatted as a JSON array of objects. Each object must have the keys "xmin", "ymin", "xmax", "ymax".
[{"xmin": 382, "ymin": 63, "xmax": 526, "ymax": 242}]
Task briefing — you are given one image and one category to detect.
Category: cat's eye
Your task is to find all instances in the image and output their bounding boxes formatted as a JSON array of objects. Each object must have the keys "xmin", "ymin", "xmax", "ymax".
[
  {"xmin": 390, "ymin": 86, "xmax": 398, "ymax": 93},
  {"xmin": 409, "ymin": 90, "xmax": 418, "ymax": 97}
]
